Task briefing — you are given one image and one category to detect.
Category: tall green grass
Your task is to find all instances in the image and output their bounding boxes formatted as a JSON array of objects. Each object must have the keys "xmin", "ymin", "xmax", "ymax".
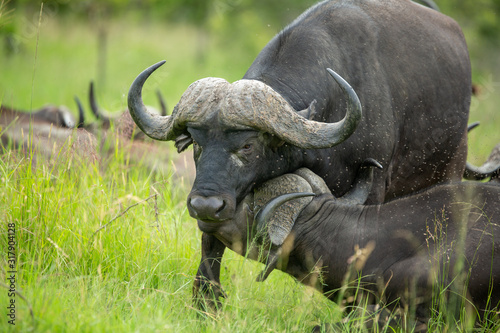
[
  {"xmin": 0, "ymin": 143, "xmax": 344, "ymax": 332},
  {"xmin": 1, "ymin": 5, "xmax": 499, "ymax": 333},
  {"xmin": 0, "ymin": 8, "xmax": 337, "ymax": 332}
]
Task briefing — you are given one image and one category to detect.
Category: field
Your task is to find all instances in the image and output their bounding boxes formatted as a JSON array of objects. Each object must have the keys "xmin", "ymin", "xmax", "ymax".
[{"xmin": 1, "ymin": 3, "xmax": 500, "ymax": 332}]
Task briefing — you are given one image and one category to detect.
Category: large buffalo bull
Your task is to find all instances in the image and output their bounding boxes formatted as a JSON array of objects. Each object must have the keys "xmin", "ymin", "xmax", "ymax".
[
  {"xmin": 127, "ymin": 0, "xmax": 471, "ymax": 305},
  {"xmin": 204, "ymin": 164, "xmax": 499, "ymax": 328}
]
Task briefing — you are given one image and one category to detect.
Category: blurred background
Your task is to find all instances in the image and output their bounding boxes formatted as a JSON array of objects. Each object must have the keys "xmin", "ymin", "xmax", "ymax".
[{"xmin": 0, "ymin": 0, "xmax": 499, "ymax": 159}]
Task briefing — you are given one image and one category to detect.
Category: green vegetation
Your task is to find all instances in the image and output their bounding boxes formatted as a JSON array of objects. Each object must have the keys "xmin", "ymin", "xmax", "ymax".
[{"xmin": 1, "ymin": 1, "xmax": 499, "ymax": 332}]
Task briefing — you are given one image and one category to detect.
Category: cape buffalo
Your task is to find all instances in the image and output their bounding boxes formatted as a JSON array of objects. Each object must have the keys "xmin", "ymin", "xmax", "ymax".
[
  {"xmin": 0, "ymin": 103, "xmax": 81, "ymax": 129},
  {"xmin": 1, "ymin": 120, "xmax": 98, "ymax": 164},
  {"xmin": 127, "ymin": 0, "xmax": 471, "ymax": 306},
  {"xmin": 200, "ymin": 164, "xmax": 499, "ymax": 329}
]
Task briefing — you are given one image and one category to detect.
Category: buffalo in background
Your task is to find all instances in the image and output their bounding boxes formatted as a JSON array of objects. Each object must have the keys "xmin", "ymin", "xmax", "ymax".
[
  {"xmin": 0, "ymin": 103, "xmax": 82, "ymax": 129},
  {"xmin": 0, "ymin": 84, "xmax": 193, "ymax": 178},
  {"xmin": 78, "ymin": 81, "xmax": 167, "ymax": 140},
  {"xmin": 0, "ymin": 117, "xmax": 98, "ymax": 166},
  {"xmin": 73, "ymin": 82, "xmax": 194, "ymax": 176},
  {"xmin": 0, "ymin": 101, "xmax": 95, "ymax": 163}
]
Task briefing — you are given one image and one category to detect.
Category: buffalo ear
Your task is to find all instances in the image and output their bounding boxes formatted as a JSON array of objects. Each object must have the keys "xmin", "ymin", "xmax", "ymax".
[
  {"xmin": 340, "ymin": 158, "xmax": 383, "ymax": 205},
  {"xmin": 174, "ymin": 133, "xmax": 193, "ymax": 153},
  {"xmin": 296, "ymin": 99, "xmax": 317, "ymax": 120},
  {"xmin": 260, "ymin": 132, "xmax": 285, "ymax": 151}
]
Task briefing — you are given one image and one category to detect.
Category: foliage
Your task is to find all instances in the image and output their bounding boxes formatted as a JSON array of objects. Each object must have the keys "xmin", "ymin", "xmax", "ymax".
[
  {"xmin": 438, "ymin": 0, "xmax": 500, "ymax": 44},
  {"xmin": 0, "ymin": 130, "xmax": 339, "ymax": 332},
  {"xmin": 4, "ymin": 0, "xmax": 500, "ymax": 44},
  {"xmin": 1, "ymin": 136, "xmax": 499, "ymax": 331}
]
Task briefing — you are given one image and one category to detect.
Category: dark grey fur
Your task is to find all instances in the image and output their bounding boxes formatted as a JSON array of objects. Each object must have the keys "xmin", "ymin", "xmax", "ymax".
[
  {"xmin": 198, "ymin": 167, "xmax": 499, "ymax": 326},
  {"xmin": 0, "ymin": 104, "xmax": 78, "ymax": 129}
]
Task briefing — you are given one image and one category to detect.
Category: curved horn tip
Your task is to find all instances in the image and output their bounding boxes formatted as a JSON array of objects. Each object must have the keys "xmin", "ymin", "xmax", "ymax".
[
  {"xmin": 129, "ymin": 60, "xmax": 167, "ymax": 96},
  {"xmin": 89, "ymin": 80, "xmax": 104, "ymax": 120},
  {"xmin": 326, "ymin": 68, "xmax": 350, "ymax": 88},
  {"xmin": 363, "ymin": 158, "xmax": 383, "ymax": 170},
  {"xmin": 147, "ymin": 60, "xmax": 167, "ymax": 72},
  {"xmin": 74, "ymin": 95, "xmax": 82, "ymax": 106},
  {"xmin": 467, "ymin": 121, "xmax": 480, "ymax": 132},
  {"xmin": 325, "ymin": 67, "xmax": 362, "ymax": 119},
  {"xmin": 254, "ymin": 192, "xmax": 316, "ymax": 226},
  {"xmin": 127, "ymin": 60, "xmax": 171, "ymax": 141}
]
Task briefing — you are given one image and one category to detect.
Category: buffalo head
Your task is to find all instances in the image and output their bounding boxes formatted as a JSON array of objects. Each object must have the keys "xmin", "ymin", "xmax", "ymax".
[{"xmin": 127, "ymin": 61, "xmax": 361, "ymax": 223}]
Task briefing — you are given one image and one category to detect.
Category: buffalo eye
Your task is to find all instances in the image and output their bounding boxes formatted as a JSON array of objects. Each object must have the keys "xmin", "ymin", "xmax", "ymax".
[{"xmin": 239, "ymin": 143, "xmax": 253, "ymax": 154}]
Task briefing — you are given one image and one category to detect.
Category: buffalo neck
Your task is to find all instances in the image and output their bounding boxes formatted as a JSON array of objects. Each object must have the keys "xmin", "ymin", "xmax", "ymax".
[
  {"xmin": 280, "ymin": 182, "xmax": 500, "ymax": 298},
  {"xmin": 281, "ymin": 194, "xmax": 367, "ymax": 291}
]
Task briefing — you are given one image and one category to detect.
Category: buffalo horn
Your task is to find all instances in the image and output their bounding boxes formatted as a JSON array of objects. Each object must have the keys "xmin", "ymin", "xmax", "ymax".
[
  {"xmin": 339, "ymin": 158, "xmax": 383, "ymax": 204},
  {"xmin": 254, "ymin": 191, "xmax": 315, "ymax": 282},
  {"xmin": 463, "ymin": 122, "xmax": 500, "ymax": 180},
  {"xmin": 254, "ymin": 192, "xmax": 315, "ymax": 242},
  {"xmin": 464, "ymin": 160, "xmax": 500, "ymax": 180},
  {"xmin": 223, "ymin": 68, "xmax": 362, "ymax": 149},
  {"xmin": 128, "ymin": 61, "xmax": 230, "ymax": 141},
  {"xmin": 127, "ymin": 61, "xmax": 174, "ymax": 140},
  {"xmin": 297, "ymin": 68, "xmax": 362, "ymax": 148},
  {"xmin": 74, "ymin": 96, "xmax": 85, "ymax": 128},
  {"xmin": 89, "ymin": 81, "xmax": 111, "ymax": 123}
]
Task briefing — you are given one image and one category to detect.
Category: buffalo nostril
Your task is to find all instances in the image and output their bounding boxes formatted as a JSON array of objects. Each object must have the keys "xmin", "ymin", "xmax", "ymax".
[
  {"xmin": 188, "ymin": 195, "xmax": 226, "ymax": 221},
  {"xmin": 215, "ymin": 200, "xmax": 226, "ymax": 215}
]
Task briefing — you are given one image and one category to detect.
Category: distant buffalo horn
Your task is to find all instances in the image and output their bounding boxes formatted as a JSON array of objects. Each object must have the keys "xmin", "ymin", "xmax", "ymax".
[
  {"xmin": 156, "ymin": 90, "xmax": 168, "ymax": 116},
  {"xmin": 463, "ymin": 122, "xmax": 500, "ymax": 180},
  {"xmin": 74, "ymin": 96, "xmax": 85, "ymax": 128},
  {"xmin": 464, "ymin": 161, "xmax": 500, "ymax": 180},
  {"xmin": 89, "ymin": 81, "xmax": 111, "ymax": 122}
]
